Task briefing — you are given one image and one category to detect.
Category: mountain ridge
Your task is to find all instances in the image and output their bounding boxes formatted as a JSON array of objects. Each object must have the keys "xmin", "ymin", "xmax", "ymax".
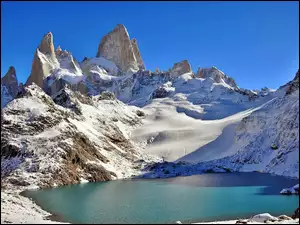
[
  {"xmin": 1, "ymin": 24, "xmax": 299, "ymax": 190},
  {"xmin": 2, "ymin": 24, "xmax": 278, "ymax": 109}
]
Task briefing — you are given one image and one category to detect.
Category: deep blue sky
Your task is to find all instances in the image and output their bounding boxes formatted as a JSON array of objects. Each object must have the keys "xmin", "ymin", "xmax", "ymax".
[{"xmin": 1, "ymin": 1, "xmax": 299, "ymax": 90}]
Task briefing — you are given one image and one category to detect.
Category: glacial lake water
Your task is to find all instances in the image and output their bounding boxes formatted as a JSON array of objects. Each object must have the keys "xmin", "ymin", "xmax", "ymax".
[{"xmin": 22, "ymin": 173, "xmax": 299, "ymax": 224}]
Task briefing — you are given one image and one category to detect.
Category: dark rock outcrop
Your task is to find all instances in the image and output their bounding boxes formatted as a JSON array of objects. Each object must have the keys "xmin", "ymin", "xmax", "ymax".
[
  {"xmin": 286, "ymin": 70, "xmax": 299, "ymax": 95},
  {"xmin": 170, "ymin": 60, "xmax": 192, "ymax": 77},
  {"xmin": 1, "ymin": 66, "xmax": 19, "ymax": 108},
  {"xmin": 131, "ymin": 38, "xmax": 145, "ymax": 70}
]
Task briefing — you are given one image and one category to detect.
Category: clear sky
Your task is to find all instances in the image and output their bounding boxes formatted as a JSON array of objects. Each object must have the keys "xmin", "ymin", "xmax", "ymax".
[{"xmin": 1, "ymin": 1, "xmax": 299, "ymax": 90}]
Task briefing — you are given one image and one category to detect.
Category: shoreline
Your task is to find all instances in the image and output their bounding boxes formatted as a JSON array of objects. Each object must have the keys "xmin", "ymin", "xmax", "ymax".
[{"xmin": 1, "ymin": 173, "xmax": 299, "ymax": 224}]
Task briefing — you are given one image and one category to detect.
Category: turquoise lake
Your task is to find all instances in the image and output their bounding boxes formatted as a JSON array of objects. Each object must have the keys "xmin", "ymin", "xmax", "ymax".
[{"xmin": 23, "ymin": 173, "xmax": 299, "ymax": 224}]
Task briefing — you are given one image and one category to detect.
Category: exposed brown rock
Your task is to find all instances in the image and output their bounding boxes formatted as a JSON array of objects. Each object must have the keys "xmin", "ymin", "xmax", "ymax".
[
  {"xmin": 170, "ymin": 60, "xmax": 192, "ymax": 77},
  {"xmin": 286, "ymin": 70, "xmax": 299, "ymax": 95},
  {"xmin": 96, "ymin": 24, "xmax": 139, "ymax": 73},
  {"xmin": 1, "ymin": 66, "xmax": 19, "ymax": 98},
  {"xmin": 39, "ymin": 32, "xmax": 56, "ymax": 61},
  {"xmin": 131, "ymin": 38, "xmax": 145, "ymax": 70},
  {"xmin": 25, "ymin": 32, "xmax": 59, "ymax": 88}
]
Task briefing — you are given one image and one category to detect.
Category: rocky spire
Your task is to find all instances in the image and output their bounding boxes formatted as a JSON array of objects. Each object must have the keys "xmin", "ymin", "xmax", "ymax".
[
  {"xmin": 96, "ymin": 24, "xmax": 139, "ymax": 73},
  {"xmin": 25, "ymin": 32, "xmax": 59, "ymax": 88},
  {"xmin": 1, "ymin": 66, "xmax": 17, "ymax": 86},
  {"xmin": 38, "ymin": 32, "xmax": 57, "ymax": 62},
  {"xmin": 1, "ymin": 66, "xmax": 19, "ymax": 107},
  {"xmin": 55, "ymin": 45, "xmax": 63, "ymax": 55},
  {"xmin": 131, "ymin": 38, "xmax": 145, "ymax": 70},
  {"xmin": 170, "ymin": 60, "xmax": 192, "ymax": 77}
]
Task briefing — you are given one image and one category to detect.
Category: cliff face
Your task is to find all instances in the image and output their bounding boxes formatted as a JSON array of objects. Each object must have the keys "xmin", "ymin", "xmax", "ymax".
[
  {"xmin": 170, "ymin": 60, "xmax": 192, "ymax": 77},
  {"xmin": 131, "ymin": 38, "xmax": 145, "ymax": 70},
  {"xmin": 1, "ymin": 66, "xmax": 19, "ymax": 108},
  {"xmin": 96, "ymin": 24, "xmax": 140, "ymax": 73},
  {"xmin": 25, "ymin": 32, "xmax": 59, "ymax": 88}
]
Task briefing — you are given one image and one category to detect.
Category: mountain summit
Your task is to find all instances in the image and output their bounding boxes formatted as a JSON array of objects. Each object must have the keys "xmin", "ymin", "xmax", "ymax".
[
  {"xmin": 96, "ymin": 24, "xmax": 144, "ymax": 73},
  {"xmin": 1, "ymin": 66, "xmax": 19, "ymax": 108},
  {"xmin": 1, "ymin": 25, "xmax": 270, "ymax": 109},
  {"xmin": 25, "ymin": 32, "xmax": 59, "ymax": 88}
]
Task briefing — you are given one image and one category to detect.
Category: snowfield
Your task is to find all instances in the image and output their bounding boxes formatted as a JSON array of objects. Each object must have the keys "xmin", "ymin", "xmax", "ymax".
[
  {"xmin": 1, "ymin": 70, "xmax": 298, "ymax": 223},
  {"xmin": 1, "ymin": 26, "xmax": 298, "ymax": 224}
]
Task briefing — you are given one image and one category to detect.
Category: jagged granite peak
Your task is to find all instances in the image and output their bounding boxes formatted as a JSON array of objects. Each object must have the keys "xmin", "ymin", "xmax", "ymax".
[
  {"xmin": 96, "ymin": 24, "xmax": 139, "ymax": 73},
  {"xmin": 131, "ymin": 38, "xmax": 145, "ymax": 70},
  {"xmin": 55, "ymin": 45, "xmax": 63, "ymax": 55},
  {"xmin": 25, "ymin": 49, "xmax": 48, "ymax": 88},
  {"xmin": 1, "ymin": 66, "xmax": 17, "ymax": 87},
  {"xmin": 38, "ymin": 32, "xmax": 57, "ymax": 62},
  {"xmin": 196, "ymin": 67, "xmax": 237, "ymax": 88},
  {"xmin": 170, "ymin": 60, "xmax": 192, "ymax": 77},
  {"xmin": 1, "ymin": 66, "xmax": 19, "ymax": 108},
  {"xmin": 25, "ymin": 32, "xmax": 59, "ymax": 88},
  {"xmin": 54, "ymin": 46, "xmax": 81, "ymax": 74}
]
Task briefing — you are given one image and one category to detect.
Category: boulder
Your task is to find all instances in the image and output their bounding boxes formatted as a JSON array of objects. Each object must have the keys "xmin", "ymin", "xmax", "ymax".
[
  {"xmin": 249, "ymin": 213, "xmax": 278, "ymax": 223},
  {"xmin": 235, "ymin": 219, "xmax": 248, "ymax": 224},
  {"xmin": 278, "ymin": 215, "xmax": 292, "ymax": 220}
]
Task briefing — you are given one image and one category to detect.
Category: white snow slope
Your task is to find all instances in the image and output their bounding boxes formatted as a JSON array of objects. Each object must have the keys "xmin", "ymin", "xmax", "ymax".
[
  {"xmin": 1, "ymin": 84, "xmax": 160, "ymax": 189},
  {"xmin": 131, "ymin": 73, "xmax": 299, "ymax": 178}
]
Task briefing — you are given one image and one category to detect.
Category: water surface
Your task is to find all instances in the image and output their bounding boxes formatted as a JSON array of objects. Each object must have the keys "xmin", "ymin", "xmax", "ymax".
[{"xmin": 23, "ymin": 173, "xmax": 299, "ymax": 224}]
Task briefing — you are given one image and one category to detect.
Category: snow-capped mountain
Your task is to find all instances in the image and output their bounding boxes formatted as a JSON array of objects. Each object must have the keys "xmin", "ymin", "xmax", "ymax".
[
  {"xmin": 1, "ymin": 24, "xmax": 298, "ymax": 188},
  {"xmin": 1, "ymin": 66, "xmax": 20, "ymax": 108},
  {"xmin": 136, "ymin": 71, "xmax": 299, "ymax": 179},
  {"xmin": 1, "ymin": 83, "xmax": 159, "ymax": 188},
  {"xmin": 204, "ymin": 73, "xmax": 299, "ymax": 177},
  {"xmin": 1, "ymin": 24, "xmax": 267, "ymax": 110}
]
